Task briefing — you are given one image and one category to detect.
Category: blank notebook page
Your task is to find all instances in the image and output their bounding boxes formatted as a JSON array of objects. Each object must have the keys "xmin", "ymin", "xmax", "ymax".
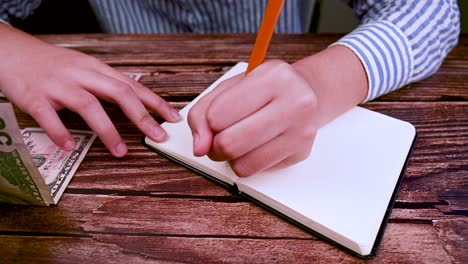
[
  {"xmin": 145, "ymin": 62, "xmax": 416, "ymax": 256},
  {"xmin": 145, "ymin": 64, "xmax": 246, "ymax": 185},
  {"xmin": 236, "ymin": 106, "xmax": 416, "ymax": 255}
]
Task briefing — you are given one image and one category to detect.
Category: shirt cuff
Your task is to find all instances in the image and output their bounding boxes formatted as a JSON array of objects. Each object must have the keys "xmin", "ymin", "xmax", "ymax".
[
  {"xmin": 331, "ymin": 21, "xmax": 414, "ymax": 102},
  {"xmin": 0, "ymin": 18, "xmax": 10, "ymax": 25}
]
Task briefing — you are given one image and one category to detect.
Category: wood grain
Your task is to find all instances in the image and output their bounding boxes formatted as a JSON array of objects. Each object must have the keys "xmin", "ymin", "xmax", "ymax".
[
  {"xmin": 0, "ymin": 34, "xmax": 466, "ymax": 263},
  {"xmin": 0, "ymin": 224, "xmax": 454, "ymax": 264},
  {"xmin": 13, "ymin": 102, "xmax": 468, "ymax": 212},
  {"xmin": 37, "ymin": 34, "xmax": 468, "ymax": 102}
]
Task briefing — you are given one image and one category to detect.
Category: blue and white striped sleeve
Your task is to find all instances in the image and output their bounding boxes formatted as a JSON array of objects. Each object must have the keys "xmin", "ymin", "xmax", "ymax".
[
  {"xmin": 0, "ymin": 0, "xmax": 42, "ymax": 23},
  {"xmin": 333, "ymin": 0, "xmax": 460, "ymax": 101}
]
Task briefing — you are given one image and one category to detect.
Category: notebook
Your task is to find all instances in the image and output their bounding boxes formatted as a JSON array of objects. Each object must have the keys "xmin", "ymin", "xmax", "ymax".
[{"xmin": 144, "ymin": 62, "xmax": 417, "ymax": 258}]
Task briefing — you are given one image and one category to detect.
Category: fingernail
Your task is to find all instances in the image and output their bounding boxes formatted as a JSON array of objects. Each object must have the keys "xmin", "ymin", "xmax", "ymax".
[
  {"xmin": 63, "ymin": 140, "xmax": 76, "ymax": 151},
  {"xmin": 153, "ymin": 126, "xmax": 167, "ymax": 142},
  {"xmin": 170, "ymin": 109, "xmax": 182, "ymax": 122},
  {"xmin": 115, "ymin": 142, "xmax": 127, "ymax": 156}
]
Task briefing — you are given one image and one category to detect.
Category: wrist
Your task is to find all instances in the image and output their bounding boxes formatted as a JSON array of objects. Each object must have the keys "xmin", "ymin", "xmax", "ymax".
[
  {"xmin": 292, "ymin": 45, "xmax": 368, "ymax": 127},
  {"xmin": 0, "ymin": 18, "xmax": 9, "ymax": 25}
]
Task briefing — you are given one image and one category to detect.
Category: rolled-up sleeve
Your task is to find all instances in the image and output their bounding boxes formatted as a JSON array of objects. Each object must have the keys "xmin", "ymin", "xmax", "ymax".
[{"xmin": 333, "ymin": 0, "xmax": 460, "ymax": 101}]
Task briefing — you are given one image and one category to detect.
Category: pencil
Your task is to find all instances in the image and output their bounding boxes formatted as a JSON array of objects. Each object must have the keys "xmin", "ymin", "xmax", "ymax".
[{"xmin": 245, "ymin": 0, "xmax": 285, "ymax": 75}]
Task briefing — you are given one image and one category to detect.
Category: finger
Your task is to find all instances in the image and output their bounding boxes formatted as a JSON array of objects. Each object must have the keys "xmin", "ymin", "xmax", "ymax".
[
  {"xmin": 77, "ymin": 70, "xmax": 168, "ymax": 143},
  {"xmin": 208, "ymin": 99, "xmax": 290, "ymax": 161},
  {"xmin": 96, "ymin": 63, "xmax": 181, "ymax": 122},
  {"xmin": 187, "ymin": 75, "xmax": 242, "ymax": 156},
  {"xmin": 28, "ymin": 102, "xmax": 75, "ymax": 151},
  {"xmin": 229, "ymin": 132, "xmax": 314, "ymax": 177},
  {"xmin": 206, "ymin": 70, "xmax": 277, "ymax": 133},
  {"xmin": 56, "ymin": 89, "xmax": 127, "ymax": 157},
  {"xmin": 133, "ymin": 81, "xmax": 182, "ymax": 123},
  {"xmin": 268, "ymin": 149, "xmax": 312, "ymax": 171}
]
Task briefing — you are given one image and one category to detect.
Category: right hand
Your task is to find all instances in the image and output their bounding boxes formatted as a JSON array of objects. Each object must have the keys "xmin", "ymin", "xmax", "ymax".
[
  {"xmin": 188, "ymin": 60, "xmax": 319, "ymax": 177},
  {"xmin": 0, "ymin": 24, "xmax": 181, "ymax": 157}
]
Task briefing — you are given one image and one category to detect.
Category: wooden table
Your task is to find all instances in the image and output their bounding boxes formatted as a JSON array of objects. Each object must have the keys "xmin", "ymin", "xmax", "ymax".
[{"xmin": 0, "ymin": 34, "xmax": 466, "ymax": 263}]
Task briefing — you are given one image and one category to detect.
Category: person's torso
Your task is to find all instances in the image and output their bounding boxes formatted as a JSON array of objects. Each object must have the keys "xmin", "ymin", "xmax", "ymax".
[{"xmin": 88, "ymin": 0, "xmax": 315, "ymax": 34}]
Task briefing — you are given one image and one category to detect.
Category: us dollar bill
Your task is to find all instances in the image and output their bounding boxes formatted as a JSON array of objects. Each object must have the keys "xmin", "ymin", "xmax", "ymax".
[
  {"xmin": 0, "ymin": 71, "xmax": 129, "ymax": 204},
  {"xmin": 0, "ymin": 103, "xmax": 51, "ymax": 205},
  {"xmin": 0, "ymin": 102, "xmax": 97, "ymax": 205},
  {"xmin": 22, "ymin": 128, "xmax": 96, "ymax": 204}
]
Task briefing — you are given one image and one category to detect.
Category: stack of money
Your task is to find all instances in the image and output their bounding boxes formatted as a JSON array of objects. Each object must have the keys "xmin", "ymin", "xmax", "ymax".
[{"xmin": 0, "ymin": 103, "xmax": 96, "ymax": 205}]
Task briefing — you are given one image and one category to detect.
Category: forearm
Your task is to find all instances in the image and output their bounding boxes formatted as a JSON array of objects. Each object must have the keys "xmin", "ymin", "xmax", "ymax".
[
  {"xmin": 292, "ymin": 45, "xmax": 368, "ymax": 127},
  {"xmin": 0, "ymin": 22, "xmax": 40, "ymax": 44},
  {"xmin": 0, "ymin": 23, "xmax": 52, "ymax": 78}
]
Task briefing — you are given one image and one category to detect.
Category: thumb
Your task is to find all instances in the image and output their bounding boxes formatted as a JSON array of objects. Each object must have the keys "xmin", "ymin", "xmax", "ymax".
[
  {"xmin": 187, "ymin": 74, "xmax": 243, "ymax": 156},
  {"xmin": 187, "ymin": 95, "xmax": 215, "ymax": 156},
  {"xmin": 190, "ymin": 117, "xmax": 213, "ymax": 157}
]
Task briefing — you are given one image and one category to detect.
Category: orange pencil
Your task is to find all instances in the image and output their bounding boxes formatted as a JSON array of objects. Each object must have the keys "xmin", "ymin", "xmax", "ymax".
[{"xmin": 245, "ymin": 0, "xmax": 285, "ymax": 75}]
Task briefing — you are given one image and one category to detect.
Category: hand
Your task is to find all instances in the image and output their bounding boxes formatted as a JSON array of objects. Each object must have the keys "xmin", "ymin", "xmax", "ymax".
[
  {"xmin": 0, "ymin": 24, "xmax": 181, "ymax": 157},
  {"xmin": 188, "ymin": 60, "xmax": 319, "ymax": 177},
  {"xmin": 188, "ymin": 45, "xmax": 368, "ymax": 177}
]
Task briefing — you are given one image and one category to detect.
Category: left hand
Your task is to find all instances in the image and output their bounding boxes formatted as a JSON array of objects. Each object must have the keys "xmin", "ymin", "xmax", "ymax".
[{"xmin": 188, "ymin": 60, "xmax": 319, "ymax": 177}]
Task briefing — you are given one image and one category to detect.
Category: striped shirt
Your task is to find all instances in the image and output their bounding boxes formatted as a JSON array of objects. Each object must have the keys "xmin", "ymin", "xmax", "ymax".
[{"xmin": 0, "ymin": 0, "xmax": 460, "ymax": 102}]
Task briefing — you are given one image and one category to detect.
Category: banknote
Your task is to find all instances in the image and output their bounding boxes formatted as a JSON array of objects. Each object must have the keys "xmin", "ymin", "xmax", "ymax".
[
  {"xmin": 21, "ymin": 128, "xmax": 96, "ymax": 204},
  {"xmin": 0, "ymin": 71, "xmax": 134, "ymax": 204},
  {"xmin": 0, "ymin": 103, "xmax": 51, "ymax": 205},
  {"xmin": 0, "ymin": 102, "xmax": 97, "ymax": 205}
]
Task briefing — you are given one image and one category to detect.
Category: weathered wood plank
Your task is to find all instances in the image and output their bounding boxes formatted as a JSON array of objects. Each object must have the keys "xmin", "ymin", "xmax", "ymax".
[
  {"xmin": 114, "ymin": 64, "xmax": 468, "ymax": 102},
  {"xmin": 433, "ymin": 218, "xmax": 468, "ymax": 264},
  {"xmin": 0, "ymin": 236, "xmax": 171, "ymax": 264},
  {"xmin": 33, "ymin": 34, "xmax": 468, "ymax": 101},
  {"xmin": 0, "ymin": 195, "xmax": 309, "ymax": 238},
  {"xmin": 88, "ymin": 224, "xmax": 456, "ymax": 264},
  {"xmin": 0, "ymin": 195, "xmax": 115, "ymax": 235},
  {"xmin": 44, "ymin": 34, "xmax": 325, "ymax": 65},
  {"xmin": 1, "ymin": 34, "xmax": 465, "ymax": 262},
  {"xmin": 0, "ymin": 194, "xmax": 464, "ymax": 237},
  {"xmin": 0, "ymin": 223, "xmax": 454, "ymax": 264},
  {"xmin": 11, "ymin": 103, "xmax": 467, "ymax": 210},
  {"xmin": 36, "ymin": 34, "xmax": 468, "ymax": 63}
]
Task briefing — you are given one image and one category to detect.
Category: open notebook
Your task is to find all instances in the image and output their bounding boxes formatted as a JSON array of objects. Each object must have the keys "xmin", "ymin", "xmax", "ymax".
[{"xmin": 144, "ymin": 62, "xmax": 417, "ymax": 258}]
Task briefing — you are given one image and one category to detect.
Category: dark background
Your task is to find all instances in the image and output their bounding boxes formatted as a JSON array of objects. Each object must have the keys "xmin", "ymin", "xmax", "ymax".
[{"xmin": 13, "ymin": 0, "xmax": 102, "ymax": 34}]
